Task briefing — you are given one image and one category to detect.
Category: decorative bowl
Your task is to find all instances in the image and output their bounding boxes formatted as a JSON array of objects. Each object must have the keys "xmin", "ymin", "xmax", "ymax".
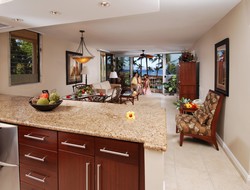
[{"xmin": 29, "ymin": 98, "xmax": 63, "ymax": 111}]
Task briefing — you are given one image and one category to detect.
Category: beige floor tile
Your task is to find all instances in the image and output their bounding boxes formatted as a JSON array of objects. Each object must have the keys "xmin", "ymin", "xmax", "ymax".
[
  {"xmin": 210, "ymin": 173, "xmax": 248, "ymax": 190},
  {"xmin": 138, "ymin": 94, "xmax": 250, "ymax": 190},
  {"xmin": 140, "ymin": 94, "xmax": 250, "ymax": 190},
  {"xmin": 175, "ymin": 167, "xmax": 215, "ymax": 190}
]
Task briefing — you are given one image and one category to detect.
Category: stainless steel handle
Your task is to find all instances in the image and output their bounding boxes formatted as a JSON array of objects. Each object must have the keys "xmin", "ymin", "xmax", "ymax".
[
  {"xmin": 0, "ymin": 161, "xmax": 17, "ymax": 167},
  {"xmin": 24, "ymin": 133, "xmax": 45, "ymax": 141},
  {"xmin": 61, "ymin": 140, "xmax": 86, "ymax": 149},
  {"xmin": 97, "ymin": 164, "xmax": 101, "ymax": 190},
  {"xmin": 100, "ymin": 147, "xmax": 129, "ymax": 157},
  {"xmin": 24, "ymin": 153, "xmax": 46, "ymax": 162},
  {"xmin": 86, "ymin": 162, "xmax": 90, "ymax": 190},
  {"xmin": 25, "ymin": 172, "xmax": 46, "ymax": 183}
]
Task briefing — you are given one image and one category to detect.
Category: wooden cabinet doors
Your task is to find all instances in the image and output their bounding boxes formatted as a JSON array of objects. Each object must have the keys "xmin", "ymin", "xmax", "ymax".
[
  {"xmin": 95, "ymin": 157, "xmax": 139, "ymax": 190},
  {"xmin": 59, "ymin": 150, "xmax": 94, "ymax": 190},
  {"xmin": 178, "ymin": 62, "xmax": 199, "ymax": 100},
  {"xmin": 58, "ymin": 132, "xmax": 95, "ymax": 190}
]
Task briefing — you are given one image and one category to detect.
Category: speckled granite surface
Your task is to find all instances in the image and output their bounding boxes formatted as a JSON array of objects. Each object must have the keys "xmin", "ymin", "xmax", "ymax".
[{"xmin": 0, "ymin": 94, "xmax": 167, "ymax": 151}]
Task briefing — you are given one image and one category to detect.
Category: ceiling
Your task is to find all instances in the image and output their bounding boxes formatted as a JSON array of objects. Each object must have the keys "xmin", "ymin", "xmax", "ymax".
[{"xmin": 0, "ymin": 0, "xmax": 241, "ymax": 55}]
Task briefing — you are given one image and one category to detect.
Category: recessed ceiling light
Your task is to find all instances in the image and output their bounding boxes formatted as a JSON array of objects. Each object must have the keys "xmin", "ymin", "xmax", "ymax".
[
  {"xmin": 99, "ymin": 1, "xmax": 110, "ymax": 7},
  {"xmin": 12, "ymin": 18, "xmax": 23, "ymax": 22},
  {"xmin": 0, "ymin": 0, "xmax": 13, "ymax": 5},
  {"xmin": 50, "ymin": 11, "xmax": 61, "ymax": 15}
]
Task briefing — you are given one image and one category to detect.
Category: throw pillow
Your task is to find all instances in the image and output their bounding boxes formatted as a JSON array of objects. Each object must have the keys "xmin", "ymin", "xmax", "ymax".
[{"xmin": 193, "ymin": 109, "xmax": 209, "ymax": 125}]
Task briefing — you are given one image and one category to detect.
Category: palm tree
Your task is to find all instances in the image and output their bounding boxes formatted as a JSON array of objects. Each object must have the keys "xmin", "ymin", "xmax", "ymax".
[
  {"xmin": 154, "ymin": 66, "xmax": 161, "ymax": 77},
  {"xmin": 150, "ymin": 54, "xmax": 163, "ymax": 75},
  {"xmin": 133, "ymin": 58, "xmax": 143, "ymax": 75}
]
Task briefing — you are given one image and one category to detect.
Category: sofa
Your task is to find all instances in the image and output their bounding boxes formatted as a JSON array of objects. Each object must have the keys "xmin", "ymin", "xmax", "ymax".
[{"xmin": 91, "ymin": 81, "xmax": 121, "ymax": 96}]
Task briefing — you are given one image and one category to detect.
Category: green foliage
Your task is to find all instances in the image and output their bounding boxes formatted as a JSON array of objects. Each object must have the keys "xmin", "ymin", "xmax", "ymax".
[
  {"xmin": 166, "ymin": 63, "xmax": 176, "ymax": 74},
  {"xmin": 173, "ymin": 97, "xmax": 191, "ymax": 110},
  {"xmin": 163, "ymin": 75, "xmax": 177, "ymax": 94},
  {"xmin": 11, "ymin": 38, "xmax": 33, "ymax": 74}
]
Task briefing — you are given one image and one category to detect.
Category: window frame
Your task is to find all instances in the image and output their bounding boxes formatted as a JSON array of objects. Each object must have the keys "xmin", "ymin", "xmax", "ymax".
[{"xmin": 9, "ymin": 30, "xmax": 40, "ymax": 86}]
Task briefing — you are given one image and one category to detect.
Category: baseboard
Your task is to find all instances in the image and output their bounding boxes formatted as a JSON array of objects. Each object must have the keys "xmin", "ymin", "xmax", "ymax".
[{"xmin": 216, "ymin": 134, "xmax": 250, "ymax": 184}]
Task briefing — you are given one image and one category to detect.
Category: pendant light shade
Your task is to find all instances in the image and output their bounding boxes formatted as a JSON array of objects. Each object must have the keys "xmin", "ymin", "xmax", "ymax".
[{"xmin": 72, "ymin": 30, "xmax": 94, "ymax": 64}]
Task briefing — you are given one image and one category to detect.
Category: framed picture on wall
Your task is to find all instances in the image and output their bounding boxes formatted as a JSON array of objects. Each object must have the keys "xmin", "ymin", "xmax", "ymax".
[
  {"xmin": 215, "ymin": 38, "xmax": 229, "ymax": 96},
  {"xmin": 66, "ymin": 51, "xmax": 82, "ymax": 85}
]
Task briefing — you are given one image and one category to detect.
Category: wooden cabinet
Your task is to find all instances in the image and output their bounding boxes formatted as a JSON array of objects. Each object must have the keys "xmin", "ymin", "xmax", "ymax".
[
  {"xmin": 95, "ymin": 137, "xmax": 140, "ymax": 190},
  {"xmin": 18, "ymin": 127, "xmax": 144, "ymax": 190},
  {"xmin": 18, "ymin": 126, "xmax": 58, "ymax": 190},
  {"xmin": 58, "ymin": 132, "xmax": 144, "ymax": 190},
  {"xmin": 58, "ymin": 132, "xmax": 95, "ymax": 190},
  {"xmin": 178, "ymin": 61, "xmax": 199, "ymax": 100}
]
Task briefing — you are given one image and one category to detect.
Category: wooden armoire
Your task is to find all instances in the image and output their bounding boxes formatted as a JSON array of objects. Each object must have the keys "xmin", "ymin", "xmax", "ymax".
[{"xmin": 177, "ymin": 61, "xmax": 199, "ymax": 100}]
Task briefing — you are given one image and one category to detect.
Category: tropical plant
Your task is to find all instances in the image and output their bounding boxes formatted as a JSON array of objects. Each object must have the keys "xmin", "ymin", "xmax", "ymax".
[
  {"xmin": 163, "ymin": 75, "xmax": 177, "ymax": 94},
  {"xmin": 179, "ymin": 51, "xmax": 194, "ymax": 62}
]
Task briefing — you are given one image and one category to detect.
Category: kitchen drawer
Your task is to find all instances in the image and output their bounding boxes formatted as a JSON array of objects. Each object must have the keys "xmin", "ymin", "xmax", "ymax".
[
  {"xmin": 19, "ymin": 144, "xmax": 57, "ymax": 172},
  {"xmin": 20, "ymin": 163, "xmax": 57, "ymax": 190},
  {"xmin": 20, "ymin": 181, "xmax": 43, "ymax": 190},
  {"xmin": 58, "ymin": 132, "xmax": 94, "ymax": 156},
  {"xmin": 18, "ymin": 126, "xmax": 57, "ymax": 151},
  {"xmin": 95, "ymin": 137, "xmax": 139, "ymax": 165}
]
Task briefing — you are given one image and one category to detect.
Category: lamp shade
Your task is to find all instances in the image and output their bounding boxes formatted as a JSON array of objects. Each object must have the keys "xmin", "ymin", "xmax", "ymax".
[
  {"xmin": 73, "ymin": 56, "xmax": 93, "ymax": 64},
  {"xmin": 109, "ymin": 71, "xmax": 118, "ymax": 78},
  {"xmin": 72, "ymin": 30, "xmax": 94, "ymax": 64},
  {"xmin": 81, "ymin": 66, "xmax": 89, "ymax": 75}
]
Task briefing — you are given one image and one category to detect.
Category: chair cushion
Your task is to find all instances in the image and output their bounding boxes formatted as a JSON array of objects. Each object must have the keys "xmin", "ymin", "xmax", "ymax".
[
  {"xmin": 176, "ymin": 114, "xmax": 211, "ymax": 136},
  {"xmin": 100, "ymin": 81, "xmax": 111, "ymax": 89},
  {"xmin": 193, "ymin": 109, "xmax": 209, "ymax": 125},
  {"xmin": 92, "ymin": 83, "xmax": 102, "ymax": 89}
]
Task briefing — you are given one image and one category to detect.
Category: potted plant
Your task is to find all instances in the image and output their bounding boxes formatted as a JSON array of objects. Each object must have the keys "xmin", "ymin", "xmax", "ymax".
[
  {"xmin": 163, "ymin": 75, "xmax": 177, "ymax": 95},
  {"xmin": 179, "ymin": 51, "xmax": 195, "ymax": 62}
]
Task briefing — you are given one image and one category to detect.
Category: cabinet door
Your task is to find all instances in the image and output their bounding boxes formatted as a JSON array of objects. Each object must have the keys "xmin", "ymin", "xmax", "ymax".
[
  {"xmin": 179, "ymin": 62, "xmax": 197, "ymax": 85},
  {"xmin": 59, "ymin": 150, "xmax": 94, "ymax": 190},
  {"xmin": 95, "ymin": 157, "xmax": 139, "ymax": 190}
]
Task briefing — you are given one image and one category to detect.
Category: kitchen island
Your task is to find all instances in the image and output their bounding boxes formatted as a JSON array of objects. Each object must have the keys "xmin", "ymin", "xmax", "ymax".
[{"xmin": 0, "ymin": 94, "xmax": 167, "ymax": 190}]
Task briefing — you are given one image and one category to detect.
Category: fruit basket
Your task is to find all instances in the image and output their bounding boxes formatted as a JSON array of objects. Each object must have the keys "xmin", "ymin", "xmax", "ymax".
[
  {"xmin": 29, "ymin": 90, "xmax": 63, "ymax": 111},
  {"xmin": 29, "ymin": 98, "xmax": 63, "ymax": 111}
]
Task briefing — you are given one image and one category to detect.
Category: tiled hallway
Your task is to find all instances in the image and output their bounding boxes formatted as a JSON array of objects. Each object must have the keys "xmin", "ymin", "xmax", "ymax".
[{"xmin": 158, "ymin": 94, "xmax": 250, "ymax": 190}]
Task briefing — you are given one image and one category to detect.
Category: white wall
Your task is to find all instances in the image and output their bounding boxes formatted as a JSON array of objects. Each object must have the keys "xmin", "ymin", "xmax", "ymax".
[
  {"xmin": 193, "ymin": 0, "xmax": 250, "ymax": 176},
  {"xmin": 0, "ymin": 32, "xmax": 100, "ymax": 97}
]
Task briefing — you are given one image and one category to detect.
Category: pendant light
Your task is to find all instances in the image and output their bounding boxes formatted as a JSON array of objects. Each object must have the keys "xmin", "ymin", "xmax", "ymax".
[{"xmin": 72, "ymin": 30, "xmax": 94, "ymax": 64}]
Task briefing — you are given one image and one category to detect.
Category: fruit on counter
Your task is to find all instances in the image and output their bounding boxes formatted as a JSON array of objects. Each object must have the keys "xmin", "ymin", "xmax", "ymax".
[
  {"xmin": 37, "ymin": 98, "xmax": 49, "ymax": 105},
  {"xmin": 49, "ymin": 100, "xmax": 56, "ymax": 105},
  {"xmin": 49, "ymin": 92, "xmax": 60, "ymax": 102},
  {"xmin": 40, "ymin": 92, "xmax": 49, "ymax": 99},
  {"xmin": 31, "ymin": 97, "xmax": 39, "ymax": 104}
]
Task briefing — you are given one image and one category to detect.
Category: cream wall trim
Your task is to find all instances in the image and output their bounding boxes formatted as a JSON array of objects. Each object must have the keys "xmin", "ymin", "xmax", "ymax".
[{"xmin": 217, "ymin": 134, "xmax": 250, "ymax": 184}]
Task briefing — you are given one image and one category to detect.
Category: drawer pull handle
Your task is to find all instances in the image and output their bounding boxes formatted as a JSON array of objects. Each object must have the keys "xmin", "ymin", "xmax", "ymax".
[
  {"xmin": 61, "ymin": 141, "xmax": 86, "ymax": 149},
  {"xmin": 25, "ymin": 172, "xmax": 46, "ymax": 183},
  {"xmin": 97, "ymin": 164, "xmax": 101, "ymax": 190},
  {"xmin": 100, "ymin": 147, "xmax": 129, "ymax": 157},
  {"xmin": 24, "ymin": 133, "xmax": 45, "ymax": 141},
  {"xmin": 24, "ymin": 153, "xmax": 46, "ymax": 162},
  {"xmin": 86, "ymin": 162, "xmax": 90, "ymax": 190}
]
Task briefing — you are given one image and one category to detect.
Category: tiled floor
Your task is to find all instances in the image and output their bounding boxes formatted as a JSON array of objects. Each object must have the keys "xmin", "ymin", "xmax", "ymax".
[{"xmin": 140, "ymin": 93, "xmax": 250, "ymax": 190}]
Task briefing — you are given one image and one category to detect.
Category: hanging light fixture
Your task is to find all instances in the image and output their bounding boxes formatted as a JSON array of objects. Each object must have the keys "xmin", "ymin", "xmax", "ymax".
[{"xmin": 72, "ymin": 30, "xmax": 94, "ymax": 64}]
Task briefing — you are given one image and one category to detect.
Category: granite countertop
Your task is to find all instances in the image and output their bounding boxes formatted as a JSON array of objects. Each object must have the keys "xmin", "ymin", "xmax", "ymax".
[{"xmin": 0, "ymin": 94, "xmax": 167, "ymax": 151}]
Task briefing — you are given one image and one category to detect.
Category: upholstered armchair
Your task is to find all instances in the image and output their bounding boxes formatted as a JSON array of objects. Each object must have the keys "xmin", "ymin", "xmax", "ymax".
[{"xmin": 176, "ymin": 90, "xmax": 224, "ymax": 150}]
